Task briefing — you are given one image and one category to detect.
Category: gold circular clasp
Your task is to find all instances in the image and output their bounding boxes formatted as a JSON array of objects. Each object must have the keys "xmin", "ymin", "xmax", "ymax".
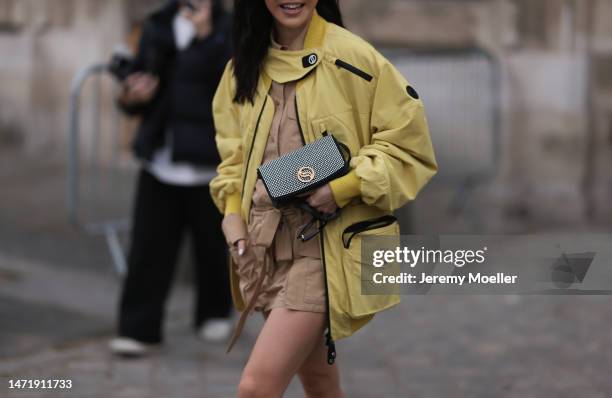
[{"xmin": 297, "ymin": 167, "xmax": 316, "ymax": 183}]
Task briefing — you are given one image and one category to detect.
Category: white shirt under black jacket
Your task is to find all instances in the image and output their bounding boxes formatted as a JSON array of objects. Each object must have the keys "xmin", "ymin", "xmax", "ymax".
[{"xmin": 146, "ymin": 13, "xmax": 217, "ymax": 187}]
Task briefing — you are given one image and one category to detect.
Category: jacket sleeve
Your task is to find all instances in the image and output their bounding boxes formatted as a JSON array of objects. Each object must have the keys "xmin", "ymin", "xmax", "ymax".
[
  {"xmin": 210, "ymin": 61, "xmax": 243, "ymax": 215},
  {"xmin": 351, "ymin": 60, "xmax": 438, "ymax": 211}
]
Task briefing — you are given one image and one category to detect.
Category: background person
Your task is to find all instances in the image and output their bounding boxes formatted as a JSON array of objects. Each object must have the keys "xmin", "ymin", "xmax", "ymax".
[
  {"xmin": 109, "ymin": 0, "xmax": 233, "ymax": 356},
  {"xmin": 212, "ymin": 0, "xmax": 437, "ymax": 396}
]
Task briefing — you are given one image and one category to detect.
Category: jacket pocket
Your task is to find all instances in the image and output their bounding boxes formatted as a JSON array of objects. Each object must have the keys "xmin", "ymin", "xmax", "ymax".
[{"xmin": 341, "ymin": 216, "xmax": 401, "ymax": 317}]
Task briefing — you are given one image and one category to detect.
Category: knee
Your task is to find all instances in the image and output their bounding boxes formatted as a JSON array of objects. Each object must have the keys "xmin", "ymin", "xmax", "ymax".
[{"xmin": 238, "ymin": 375, "xmax": 271, "ymax": 398}]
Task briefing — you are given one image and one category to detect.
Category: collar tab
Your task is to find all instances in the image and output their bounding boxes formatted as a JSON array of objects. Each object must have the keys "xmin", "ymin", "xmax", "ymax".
[{"xmin": 302, "ymin": 53, "xmax": 319, "ymax": 68}]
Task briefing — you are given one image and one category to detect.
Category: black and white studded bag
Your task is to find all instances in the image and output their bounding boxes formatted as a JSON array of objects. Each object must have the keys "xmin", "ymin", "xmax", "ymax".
[{"xmin": 257, "ymin": 134, "xmax": 351, "ymax": 240}]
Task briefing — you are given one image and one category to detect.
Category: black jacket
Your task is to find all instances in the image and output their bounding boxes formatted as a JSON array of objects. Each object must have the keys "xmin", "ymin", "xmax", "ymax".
[{"xmin": 122, "ymin": 1, "xmax": 232, "ymax": 166}]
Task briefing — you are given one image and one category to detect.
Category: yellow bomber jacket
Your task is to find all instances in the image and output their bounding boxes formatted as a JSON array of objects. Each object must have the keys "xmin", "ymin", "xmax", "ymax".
[{"xmin": 210, "ymin": 11, "xmax": 437, "ymax": 356}]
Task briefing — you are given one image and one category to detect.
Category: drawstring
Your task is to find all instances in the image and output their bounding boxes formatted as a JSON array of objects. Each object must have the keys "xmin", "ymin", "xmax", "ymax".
[{"xmin": 297, "ymin": 202, "xmax": 341, "ymax": 242}]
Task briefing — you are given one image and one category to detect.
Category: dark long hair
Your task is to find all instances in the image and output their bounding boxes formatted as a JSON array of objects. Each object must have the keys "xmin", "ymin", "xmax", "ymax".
[{"xmin": 232, "ymin": 0, "xmax": 344, "ymax": 104}]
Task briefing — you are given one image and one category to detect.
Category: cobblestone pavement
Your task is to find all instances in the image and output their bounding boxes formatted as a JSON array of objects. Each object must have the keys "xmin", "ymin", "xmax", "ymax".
[{"xmin": 2, "ymin": 251, "xmax": 612, "ymax": 398}]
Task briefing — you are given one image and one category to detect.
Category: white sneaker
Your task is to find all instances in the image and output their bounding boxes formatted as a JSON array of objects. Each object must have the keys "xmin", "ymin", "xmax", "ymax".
[
  {"xmin": 109, "ymin": 337, "xmax": 158, "ymax": 357},
  {"xmin": 198, "ymin": 318, "xmax": 233, "ymax": 343}
]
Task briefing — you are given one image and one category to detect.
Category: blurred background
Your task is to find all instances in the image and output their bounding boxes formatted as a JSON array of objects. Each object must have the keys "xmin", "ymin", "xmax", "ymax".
[{"xmin": 1, "ymin": 1, "xmax": 611, "ymax": 397}]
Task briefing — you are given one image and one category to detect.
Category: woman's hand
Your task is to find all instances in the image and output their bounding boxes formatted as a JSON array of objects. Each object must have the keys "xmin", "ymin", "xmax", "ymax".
[
  {"xmin": 120, "ymin": 73, "xmax": 159, "ymax": 105},
  {"xmin": 222, "ymin": 213, "xmax": 248, "ymax": 256},
  {"xmin": 305, "ymin": 184, "xmax": 339, "ymax": 214}
]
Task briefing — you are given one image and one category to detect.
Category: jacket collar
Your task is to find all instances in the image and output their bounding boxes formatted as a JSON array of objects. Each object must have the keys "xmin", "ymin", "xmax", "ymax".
[
  {"xmin": 304, "ymin": 9, "xmax": 327, "ymax": 49},
  {"xmin": 262, "ymin": 10, "xmax": 327, "ymax": 84}
]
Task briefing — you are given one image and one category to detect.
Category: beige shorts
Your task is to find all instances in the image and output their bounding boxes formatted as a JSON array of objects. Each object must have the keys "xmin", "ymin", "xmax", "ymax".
[{"xmin": 229, "ymin": 207, "xmax": 326, "ymax": 314}]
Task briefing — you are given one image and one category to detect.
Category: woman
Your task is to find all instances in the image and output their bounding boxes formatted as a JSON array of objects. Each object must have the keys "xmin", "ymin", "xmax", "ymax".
[
  {"xmin": 110, "ymin": 0, "xmax": 234, "ymax": 356},
  {"xmin": 211, "ymin": 0, "xmax": 437, "ymax": 396}
]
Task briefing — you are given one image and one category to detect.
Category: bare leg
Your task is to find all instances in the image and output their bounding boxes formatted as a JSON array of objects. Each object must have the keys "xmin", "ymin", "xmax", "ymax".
[
  {"xmin": 237, "ymin": 308, "xmax": 342, "ymax": 398},
  {"xmin": 297, "ymin": 337, "xmax": 345, "ymax": 398}
]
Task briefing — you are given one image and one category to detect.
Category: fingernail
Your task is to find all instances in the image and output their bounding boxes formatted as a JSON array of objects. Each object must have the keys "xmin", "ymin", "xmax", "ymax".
[{"xmin": 238, "ymin": 248, "xmax": 245, "ymax": 256}]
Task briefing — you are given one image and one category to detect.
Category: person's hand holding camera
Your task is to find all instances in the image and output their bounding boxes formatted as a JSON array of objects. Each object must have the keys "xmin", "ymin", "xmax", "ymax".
[{"xmin": 120, "ymin": 72, "xmax": 159, "ymax": 106}]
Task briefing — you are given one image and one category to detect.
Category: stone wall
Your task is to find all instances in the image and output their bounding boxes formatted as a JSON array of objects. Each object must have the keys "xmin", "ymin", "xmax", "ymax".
[{"xmin": 0, "ymin": 0, "xmax": 129, "ymax": 154}]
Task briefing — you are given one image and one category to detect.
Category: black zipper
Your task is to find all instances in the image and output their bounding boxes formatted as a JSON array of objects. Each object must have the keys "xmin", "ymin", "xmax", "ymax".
[
  {"xmin": 295, "ymin": 93, "xmax": 337, "ymax": 365},
  {"xmin": 335, "ymin": 59, "xmax": 373, "ymax": 82},
  {"xmin": 319, "ymin": 228, "xmax": 337, "ymax": 365},
  {"xmin": 241, "ymin": 96, "xmax": 269, "ymax": 200},
  {"xmin": 342, "ymin": 215, "xmax": 398, "ymax": 249}
]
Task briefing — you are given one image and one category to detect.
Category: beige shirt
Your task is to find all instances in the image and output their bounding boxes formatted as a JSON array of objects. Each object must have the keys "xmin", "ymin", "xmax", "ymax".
[{"xmin": 252, "ymin": 40, "xmax": 304, "ymax": 208}]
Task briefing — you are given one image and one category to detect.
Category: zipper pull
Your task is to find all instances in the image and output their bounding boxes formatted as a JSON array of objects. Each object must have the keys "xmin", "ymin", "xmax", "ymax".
[{"xmin": 326, "ymin": 333, "xmax": 337, "ymax": 365}]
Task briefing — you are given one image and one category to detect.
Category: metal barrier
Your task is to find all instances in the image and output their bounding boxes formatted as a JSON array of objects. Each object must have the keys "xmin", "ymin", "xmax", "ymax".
[
  {"xmin": 384, "ymin": 47, "xmax": 502, "ymax": 225},
  {"xmin": 68, "ymin": 64, "xmax": 135, "ymax": 276}
]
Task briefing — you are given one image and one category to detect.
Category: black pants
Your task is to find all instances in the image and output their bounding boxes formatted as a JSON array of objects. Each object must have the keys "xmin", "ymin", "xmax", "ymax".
[{"xmin": 118, "ymin": 169, "xmax": 232, "ymax": 343}]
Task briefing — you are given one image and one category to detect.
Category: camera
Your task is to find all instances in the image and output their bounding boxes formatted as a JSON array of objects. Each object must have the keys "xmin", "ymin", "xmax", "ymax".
[{"xmin": 108, "ymin": 53, "xmax": 135, "ymax": 82}]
